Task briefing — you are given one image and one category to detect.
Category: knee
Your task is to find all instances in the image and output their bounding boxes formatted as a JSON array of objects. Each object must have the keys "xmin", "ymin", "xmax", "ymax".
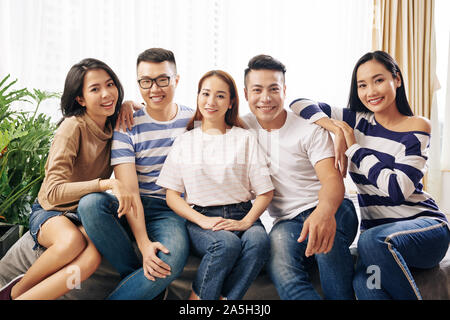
[
  {"xmin": 356, "ymin": 229, "xmax": 386, "ymax": 263},
  {"xmin": 208, "ymin": 233, "xmax": 242, "ymax": 262},
  {"xmin": 267, "ymin": 232, "xmax": 290, "ymax": 276},
  {"xmin": 268, "ymin": 225, "xmax": 293, "ymax": 261},
  {"xmin": 242, "ymin": 229, "xmax": 270, "ymax": 259},
  {"xmin": 158, "ymin": 238, "xmax": 190, "ymax": 278},
  {"xmin": 78, "ymin": 192, "xmax": 116, "ymax": 221},
  {"xmin": 53, "ymin": 230, "xmax": 87, "ymax": 262}
]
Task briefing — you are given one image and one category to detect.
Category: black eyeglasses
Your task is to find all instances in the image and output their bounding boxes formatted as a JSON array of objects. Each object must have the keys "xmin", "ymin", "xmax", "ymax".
[{"xmin": 137, "ymin": 75, "xmax": 173, "ymax": 89}]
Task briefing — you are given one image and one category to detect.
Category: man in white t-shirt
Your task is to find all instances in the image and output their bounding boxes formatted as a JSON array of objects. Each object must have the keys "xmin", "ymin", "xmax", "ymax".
[{"xmin": 241, "ymin": 54, "xmax": 359, "ymax": 300}]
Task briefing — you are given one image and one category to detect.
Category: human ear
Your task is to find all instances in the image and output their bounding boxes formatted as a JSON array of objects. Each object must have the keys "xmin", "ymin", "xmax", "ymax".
[
  {"xmin": 394, "ymin": 73, "xmax": 402, "ymax": 88},
  {"xmin": 76, "ymin": 96, "xmax": 86, "ymax": 107},
  {"xmin": 174, "ymin": 74, "xmax": 180, "ymax": 87}
]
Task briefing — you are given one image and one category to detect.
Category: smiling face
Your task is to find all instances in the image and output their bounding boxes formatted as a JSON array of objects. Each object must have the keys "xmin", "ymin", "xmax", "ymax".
[
  {"xmin": 356, "ymin": 59, "xmax": 401, "ymax": 115},
  {"xmin": 137, "ymin": 60, "xmax": 179, "ymax": 113},
  {"xmin": 76, "ymin": 68, "xmax": 118, "ymax": 129},
  {"xmin": 197, "ymin": 75, "xmax": 232, "ymax": 126},
  {"xmin": 244, "ymin": 69, "xmax": 287, "ymax": 130}
]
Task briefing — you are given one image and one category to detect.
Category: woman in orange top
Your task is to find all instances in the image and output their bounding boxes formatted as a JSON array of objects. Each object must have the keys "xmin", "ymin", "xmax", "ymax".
[{"xmin": 0, "ymin": 58, "xmax": 136, "ymax": 300}]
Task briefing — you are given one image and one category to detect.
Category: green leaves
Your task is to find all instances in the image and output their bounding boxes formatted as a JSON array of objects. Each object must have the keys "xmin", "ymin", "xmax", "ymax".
[{"xmin": 0, "ymin": 75, "xmax": 59, "ymax": 227}]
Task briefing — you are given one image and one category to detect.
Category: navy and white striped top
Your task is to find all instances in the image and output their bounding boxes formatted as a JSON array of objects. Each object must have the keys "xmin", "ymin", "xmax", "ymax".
[
  {"xmin": 290, "ymin": 98, "xmax": 448, "ymax": 231},
  {"xmin": 111, "ymin": 104, "xmax": 194, "ymax": 199}
]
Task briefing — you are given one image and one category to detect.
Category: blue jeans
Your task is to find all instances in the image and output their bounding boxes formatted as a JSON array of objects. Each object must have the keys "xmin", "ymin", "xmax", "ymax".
[
  {"xmin": 268, "ymin": 198, "xmax": 358, "ymax": 300},
  {"xmin": 187, "ymin": 201, "xmax": 270, "ymax": 300},
  {"xmin": 353, "ymin": 217, "xmax": 449, "ymax": 300},
  {"xmin": 77, "ymin": 192, "xmax": 189, "ymax": 300}
]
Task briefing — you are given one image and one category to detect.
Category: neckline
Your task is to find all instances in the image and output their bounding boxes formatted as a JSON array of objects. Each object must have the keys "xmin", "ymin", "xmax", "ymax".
[
  {"xmin": 143, "ymin": 103, "xmax": 180, "ymax": 124},
  {"xmin": 195, "ymin": 125, "xmax": 236, "ymax": 137},
  {"xmin": 373, "ymin": 116, "xmax": 430, "ymax": 136},
  {"xmin": 82, "ymin": 113, "xmax": 112, "ymax": 140},
  {"xmin": 251, "ymin": 111, "xmax": 293, "ymax": 134}
]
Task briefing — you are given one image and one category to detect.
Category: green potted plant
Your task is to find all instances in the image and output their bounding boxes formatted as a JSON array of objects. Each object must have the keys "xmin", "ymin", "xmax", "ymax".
[{"xmin": 0, "ymin": 74, "xmax": 59, "ymax": 258}]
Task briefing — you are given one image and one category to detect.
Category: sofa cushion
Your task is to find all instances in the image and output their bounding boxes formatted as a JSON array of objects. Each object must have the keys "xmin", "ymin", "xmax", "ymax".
[{"xmin": 0, "ymin": 231, "xmax": 448, "ymax": 299}]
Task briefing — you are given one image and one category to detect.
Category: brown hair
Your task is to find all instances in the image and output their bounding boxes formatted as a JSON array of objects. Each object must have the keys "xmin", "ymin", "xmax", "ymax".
[{"xmin": 187, "ymin": 70, "xmax": 243, "ymax": 131}]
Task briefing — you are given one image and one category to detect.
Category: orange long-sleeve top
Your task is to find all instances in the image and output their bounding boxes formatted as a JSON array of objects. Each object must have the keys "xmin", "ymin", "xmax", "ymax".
[{"xmin": 37, "ymin": 113, "xmax": 113, "ymax": 212}]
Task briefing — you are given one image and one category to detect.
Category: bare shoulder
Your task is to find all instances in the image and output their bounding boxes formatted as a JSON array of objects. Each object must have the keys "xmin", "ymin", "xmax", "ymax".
[{"xmin": 406, "ymin": 116, "xmax": 431, "ymax": 134}]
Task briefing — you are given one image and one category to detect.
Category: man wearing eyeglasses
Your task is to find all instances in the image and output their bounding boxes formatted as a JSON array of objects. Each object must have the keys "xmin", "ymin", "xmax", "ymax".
[{"xmin": 77, "ymin": 48, "xmax": 193, "ymax": 300}]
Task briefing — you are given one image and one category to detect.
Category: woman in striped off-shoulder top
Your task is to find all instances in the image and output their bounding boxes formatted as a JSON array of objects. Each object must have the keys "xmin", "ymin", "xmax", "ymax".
[{"xmin": 290, "ymin": 51, "xmax": 449, "ymax": 300}]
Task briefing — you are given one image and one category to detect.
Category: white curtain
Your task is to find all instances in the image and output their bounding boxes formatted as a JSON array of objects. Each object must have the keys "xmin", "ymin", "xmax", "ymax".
[
  {"xmin": 441, "ymin": 35, "xmax": 450, "ymax": 171},
  {"xmin": 0, "ymin": 0, "xmax": 372, "ymax": 122},
  {"xmin": 429, "ymin": 0, "xmax": 449, "ymax": 213},
  {"xmin": 439, "ymin": 37, "xmax": 450, "ymax": 217}
]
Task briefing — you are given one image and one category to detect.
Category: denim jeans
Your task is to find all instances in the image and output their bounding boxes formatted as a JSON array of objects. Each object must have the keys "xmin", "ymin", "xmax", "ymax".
[
  {"xmin": 268, "ymin": 198, "xmax": 358, "ymax": 300},
  {"xmin": 187, "ymin": 201, "xmax": 270, "ymax": 300},
  {"xmin": 353, "ymin": 217, "xmax": 449, "ymax": 300},
  {"xmin": 29, "ymin": 201, "xmax": 82, "ymax": 250},
  {"xmin": 77, "ymin": 192, "xmax": 189, "ymax": 300}
]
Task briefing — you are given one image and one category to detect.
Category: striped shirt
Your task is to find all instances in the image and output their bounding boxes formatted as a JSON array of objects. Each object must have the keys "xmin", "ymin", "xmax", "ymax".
[
  {"xmin": 156, "ymin": 126, "xmax": 274, "ymax": 207},
  {"xmin": 111, "ymin": 104, "xmax": 193, "ymax": 199},
  {"xmin": 290, "ymin": 98, "xmax": 449, "ymax": 231}
]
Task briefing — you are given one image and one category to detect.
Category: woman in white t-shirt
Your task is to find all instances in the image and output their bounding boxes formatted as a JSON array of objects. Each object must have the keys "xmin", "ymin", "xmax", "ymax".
[{"xmin": 157, "ymin": 70, "xmax": 274, "ymax": 300}]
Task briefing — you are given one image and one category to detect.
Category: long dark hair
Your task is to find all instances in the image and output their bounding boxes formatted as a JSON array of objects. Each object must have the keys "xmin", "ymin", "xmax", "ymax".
[
  {"xmin": 347, "ymin": 51, "xmax": 413, "ymax": 116},
  {"xmin": 59, "ymin": 58, "xmax": 124, "ymax": 127},
  {"xmin": 186, "ymin": 70, "xmax": 243, "ymax": 131}
]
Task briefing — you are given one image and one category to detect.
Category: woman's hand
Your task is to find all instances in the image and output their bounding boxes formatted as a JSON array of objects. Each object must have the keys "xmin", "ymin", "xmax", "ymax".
[
  {"xmin": 115, "ymin": 100, "xmax": 143, "ymax": 132},
  {"xmin": 332, "ymin": 120, "xmax": 356, "ymax": 148},
  {"xmin": 197, "ymin": 216, "xmax": 226, "ymax": 230},
  {"xmin": 333, "ymin": 127, "xmax": 349, "ymax": 177},
  {"xmin": 100, "ymin": 178, "xmax": 139, "ymax": 218},
  {"xmin": 212, "ymin": 218, "xmax": 252, "ymax": 232}
]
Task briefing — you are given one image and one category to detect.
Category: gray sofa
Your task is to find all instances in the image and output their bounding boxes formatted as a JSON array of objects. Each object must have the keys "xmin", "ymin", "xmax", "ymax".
[{"xmin": 1, "ymin": 229, "xmax": 449, "ymax": 300}]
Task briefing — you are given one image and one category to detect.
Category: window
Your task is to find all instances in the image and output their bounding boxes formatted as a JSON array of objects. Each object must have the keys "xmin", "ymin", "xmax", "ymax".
[{"xmin": 1, "ymin": 0, "xmax": 373, "ymax": 121}]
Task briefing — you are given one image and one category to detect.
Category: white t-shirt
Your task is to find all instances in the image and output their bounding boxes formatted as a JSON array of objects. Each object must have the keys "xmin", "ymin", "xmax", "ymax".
[
  {"xmin": 242, "ymin": 111, "xmax": 335, "ymax": 223},
  {"xmin": 156, "ymin": 126, "xmax": 274, "ymax": 207}
]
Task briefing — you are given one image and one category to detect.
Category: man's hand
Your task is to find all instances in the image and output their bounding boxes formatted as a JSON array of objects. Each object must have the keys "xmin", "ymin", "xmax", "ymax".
[
  {"xmin": 140, "ymin": 241, "xmax": 171, "ymax": 281},
  {"xmin": 297, "ymin": 209, "xmax": 337, "ymax": 257}
]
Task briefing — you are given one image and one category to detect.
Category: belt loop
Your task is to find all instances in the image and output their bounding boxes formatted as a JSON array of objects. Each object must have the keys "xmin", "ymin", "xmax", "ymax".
[{"xmin": 223, "ymin": 205, "xmax": 228, "ymax": 218}]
